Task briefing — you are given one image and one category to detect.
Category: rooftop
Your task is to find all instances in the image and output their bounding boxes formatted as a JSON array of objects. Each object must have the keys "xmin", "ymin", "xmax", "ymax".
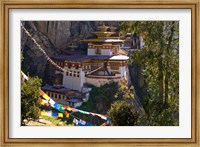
[
  {"xmin": 67, "ymin": 99, "xmax": 83, "ymax": 103},
  {"xmin": 109, "ymin": 55, "xmax": 129, "ymax": 60},
  {"xmin": 81, "ymin": 39, "xmax": 124, "ymax": 43},
  {"xmin": 50, "ymin": 55, "xmax": 90, "ymax": 62},
  {"xmin": 89, "ymin": 55, "xmax": 111, "ymax": 60},
  {"xmin": 51, "ymin": 55, "xmax": 111, "ymax": 62},
  {"xmin": 61, "ymin": 50, "xmax": 86, "ymax": 56},
  {"xmin": 42, "ymin": 85, "xmax": 75, "ymax": 94}
]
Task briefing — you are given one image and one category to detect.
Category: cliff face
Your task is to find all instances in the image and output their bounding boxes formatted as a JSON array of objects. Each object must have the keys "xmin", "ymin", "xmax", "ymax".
[
  {"xmin": 21, "ymin": 21, "xmax": 120, "ymax": 84},
  {"xmin": 21, "ymin": 21, "xmax": 146, "ymax": 117},
  {"xmin": 21, "ymin": 21, "xmax": 145, "ymax": 91}
]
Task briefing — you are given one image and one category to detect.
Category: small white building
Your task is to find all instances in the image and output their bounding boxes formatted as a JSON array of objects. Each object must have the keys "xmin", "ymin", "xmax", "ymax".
[{"xmin": 42, "ymin": 85, "xmax": 85, "ymax": 107}]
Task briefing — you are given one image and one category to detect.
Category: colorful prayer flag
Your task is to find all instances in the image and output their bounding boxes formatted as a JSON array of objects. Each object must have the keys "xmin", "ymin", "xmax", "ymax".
[
  {"xmin": 39, "ymin": 89, "xmax": 45, "ymax": 96},
  {"xmin": 41, "ymin": 111, "xmax": 47, "ymax": 116},
  {"xmin": 58, "ymin": 113, "xmax": 63, "ymax": 118},
  {"xmin": 43, "ymin": 94, "xmax": 50, "ymax": 101},
  {"xmin": 52, "ymin": 112, "xmax": 57, "ymax": 117},
  {"xmin": 49, "ymin": 99, "xmax": 55, "ymax": 106},
  {"xmin": 67, "ymin": 107, "xmax": 72, "ymax": 111},
  {"xmin": 73, "ymin": 118, "xmax": 78, "ymax": 125},
  {"xmin": 79, "ymin": 119, "xmax": 86, "ymax": 125}
]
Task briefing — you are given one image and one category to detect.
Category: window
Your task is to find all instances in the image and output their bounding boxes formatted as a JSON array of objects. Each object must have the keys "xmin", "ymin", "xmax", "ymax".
[
  {"xmin": 55, "ymin": 94, "xmax": 57, "ymax": 99},
  {"xmin": 95, "ymin": 47, "xmax": 101, "ymax": 55},
  {"xmin": 66, "ymin": 72, "xmax": 68, "ymax": 76},
  {"xmin": 68, "ymin": 63, "xmax": 72, "ymax": 68},
  {"xmin": 75, "ymin": 64, "xmax": 79, "ymax": 69}
]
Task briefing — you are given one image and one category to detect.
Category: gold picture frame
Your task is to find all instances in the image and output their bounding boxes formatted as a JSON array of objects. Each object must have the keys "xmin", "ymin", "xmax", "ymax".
[{"xmin": 0, "ymin": 0, "xmax": 199, "ymax": 146}]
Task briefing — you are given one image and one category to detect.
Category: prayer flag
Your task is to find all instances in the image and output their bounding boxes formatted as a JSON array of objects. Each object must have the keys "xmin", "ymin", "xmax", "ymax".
[
  {"xmin": 63, "ymin": 105, "xmax": 67, "ymax": 109},
  {"xmin": 71, "ymin": 108, "xmax": 78, "ymax": 112},
  {"xmin": 39, "ymin": 89, "xmax": 45, "ymax": 96},
  {"xmin": 82, "ymin": 111, "xmax": 90, "ymax": 115},
  {"xmin": 106, "ymin": 118, "xmax": 111, "ymax": 123},
  {"xmin": 41, "ymin": 111, "xmax": 47, "ymax": 116},
  {"xmin": 46, "ymin": 111, "xmax": 52, "ymax": 116},
  {"xmin": 85, "ymin": 122, "xmax": 91, "ymax": 126},
  {"xmin": 54, "ymin": 103, "xmax": 60, "ymax": 110},
  {"xmin": 79, "ymin": 119, "xmax": 86, "ymax": 125},
  {"xmin": 78, "ymin": 122, "xmax": 83, "ymax": 126},
  {"xmin": 90, "ymin": 112, "xmax": 95, "ymax": 116},
  {"xmin": 49, "ymin": 99, "xmax": 55, "ymax": 106},
  {"xmin": 21, "ymin": 71, "xmax": 28, "ymax": 80},
  {"xmin": 40, "ymin": 101, "xmax": 45, "ymax": 105},
  {"xmin": 101, "ymin": 123, "xmax": 107, "ymax": 126},
  {"xmin": 73, "ymin": 118, "xmax": 78, "ymax": 125},
  {"xmin": 67, "ymin": 107, "xmax": 72, "ymax": 111},
  {"xmin": 43, "ymin": 94, "xmax": 50, "ymax": 101},
  {"xmin": 52, "ymin": 112, "xmax": 57, "ymax": 117},
  {"xmin": 100, "ymin": 115, "xmax": 107, "ymax": 120},
  {"xmin": 59, "ymin": 109, "xmax": 65, "ymax": 113},
  {"xmin": 58, "ymin": 113, "xmax": 63, "ymax": 118},
  {"xmin": 65, "ymin": 112, "xmax": 69, "ymax": 118}
]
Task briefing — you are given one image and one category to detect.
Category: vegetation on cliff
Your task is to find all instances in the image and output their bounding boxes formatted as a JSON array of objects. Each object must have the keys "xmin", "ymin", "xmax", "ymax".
[
  {"xmin": 120, "ymin": 21, "xmax": 179, "ymax": 125},
  {"xmin": 21, "ymin": 21, "xmax": 179, "ymax": 126},
  {"xmin": 21, "ymin": 77, "xmax": 42, "ymax": 126}
]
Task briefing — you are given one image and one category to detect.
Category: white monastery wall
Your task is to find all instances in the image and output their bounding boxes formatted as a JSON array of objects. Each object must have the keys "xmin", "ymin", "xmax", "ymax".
[
  {"xmin": 119, "ymin": 66, "xmax": 127, "ymax": 78},
  {"xmin": 62, "ymin": 67, "xmax": 85, "ymax": 92},
  {"xmin": 87, "ymin": 48, "xmax": 96, "ymax": 55},
  {"xmin": 101, "ymin": 49, "xmax": 112, "ymax": 56},
  {"xmin": 86, "ymin": 77, "xmax": 121, "ymax": 87}
]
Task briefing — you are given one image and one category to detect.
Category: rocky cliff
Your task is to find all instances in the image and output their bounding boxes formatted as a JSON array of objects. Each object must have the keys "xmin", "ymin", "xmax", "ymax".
[
  {"xmin": 21, "ymin": 21, "xmax": 121, "ymax": 84},
  {"xmin": 21, "ymin": 21, "xmax": 144, "ymax": 94},
  {"xmin": 21, "ymin": 21, "xmax": 146, "ymax": 119}
]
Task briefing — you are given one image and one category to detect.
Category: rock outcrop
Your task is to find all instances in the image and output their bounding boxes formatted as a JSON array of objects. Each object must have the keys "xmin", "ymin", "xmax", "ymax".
[{"xmin": 21, "ymin": 21, "xmax": 120, "ymax": 84}]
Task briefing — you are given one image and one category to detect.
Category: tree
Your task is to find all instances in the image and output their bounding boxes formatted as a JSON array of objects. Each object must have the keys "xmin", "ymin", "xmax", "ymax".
[
  {"xmin": 21, "ymin": 77, "xmax": 42, "ymax": 125},
  {"xmin": 120, "ymin": 21, "xmax": 179, "ymax": 125},
  {"xmin": 108, "ymin": 100, "xmax": 138, "ymax": 126},
  {"xmin": 115, "ymin": 80, "xmax": 135, "ymax": 100},
  {"xmin": 107, "ymin": 80, "xmax": 141, "ymax": 126}
]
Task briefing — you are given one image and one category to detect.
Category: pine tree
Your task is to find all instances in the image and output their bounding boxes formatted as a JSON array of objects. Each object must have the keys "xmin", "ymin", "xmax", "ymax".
[
  {"xmin": 21, "ymin": 77, "xmax": 42, "ymax": 125},
  {"xmin": 108, "ymin": 100, "xmax": 138, "ymax": 126},
  {"xmin": 107, "ymin": 80, "xmax": 139, "ymax": 126}
]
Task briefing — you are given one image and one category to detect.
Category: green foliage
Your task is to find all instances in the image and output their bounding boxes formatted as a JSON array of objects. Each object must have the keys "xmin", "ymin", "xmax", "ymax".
[
  {"xmin": 108, "ymin": 100, "xmax": 138, "ymax": 126},
  {"xmin": 42, "ymin": 116, "xmax": 67, "ymax": 126},
  {"xmin": 120, "ymin": 21, "xmax": 179, "ymax": 125},
  {"xmin": 73, "ymin": 82, "xmax": 119, "ymax": 126},
  {"xmin": 115, "ymin": 80, "xmax": 135, "ymax": 99},
  {"xmin": 21, "ymin": 77, "xmax": 42, "ymax": 125},
  {"xmin": 80, "ymin": 82, "xmax": 119, "ymax": 113},
  {"xmin": 108, "ymin": 80, "xmax": 141, "ymax": 126}
]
